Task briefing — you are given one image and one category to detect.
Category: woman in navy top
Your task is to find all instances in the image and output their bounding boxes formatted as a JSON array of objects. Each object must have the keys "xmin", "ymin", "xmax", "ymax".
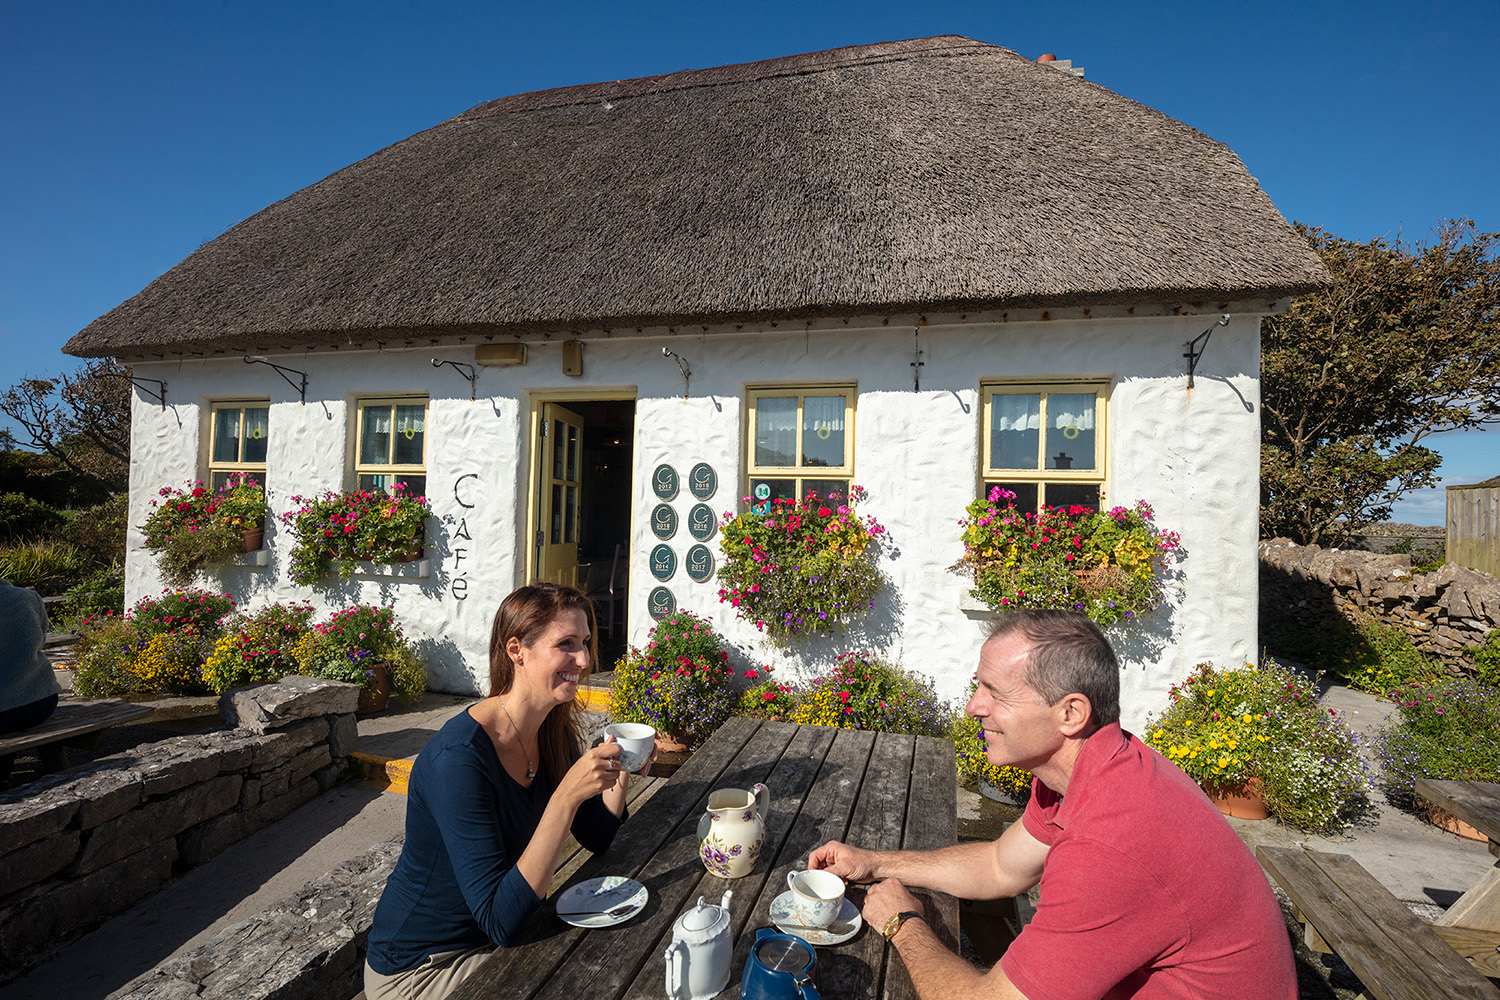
[{"xmin": 365, "ymin": 583, "xmax": 642, "ymax": 1000}]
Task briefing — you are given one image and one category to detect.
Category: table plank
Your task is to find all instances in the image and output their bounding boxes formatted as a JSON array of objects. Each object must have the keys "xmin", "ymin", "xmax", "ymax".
[
  {"xmin": 449, "ymin": 716, "xmax": 766, "ymax": 1000},
  {"xmin": 548, "ymin": 775, "xmax": 668, "ymax": 895},
  {"xmin": 620, "ymin": 722, "xmax": 839, "ymax": 1000},
  {"xmin": 882, "ymin": 735, "xmax": 960, "ymax": 1000},
  {"xmin": 1417, "ymin": 780, "xmax": 1500, "ymax": 843},
  {"xmin": 533, "ymin": 720, "xmax": 799, "ymax": 1000}
]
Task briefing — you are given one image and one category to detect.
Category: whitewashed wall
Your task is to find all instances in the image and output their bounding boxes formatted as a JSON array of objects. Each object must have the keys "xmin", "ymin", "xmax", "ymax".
[{"xmin": 128, "ymin": 312, "xmax": 1261, "ymax": 729}]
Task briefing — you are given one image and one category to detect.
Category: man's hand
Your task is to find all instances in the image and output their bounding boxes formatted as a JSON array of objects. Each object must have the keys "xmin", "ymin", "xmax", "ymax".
[
  {"xmin": 807, "ymin": 840, "xmax": 880, "ymax": 883},
  {"xmin": 863, "ymin": 877, "xmax": 924, "ymax": 938}
]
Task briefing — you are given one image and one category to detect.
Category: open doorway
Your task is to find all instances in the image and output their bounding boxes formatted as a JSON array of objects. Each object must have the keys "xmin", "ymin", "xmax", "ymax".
[{"xmin": 530, "ymin": 397, "xmax": 635, "ymax": 666}]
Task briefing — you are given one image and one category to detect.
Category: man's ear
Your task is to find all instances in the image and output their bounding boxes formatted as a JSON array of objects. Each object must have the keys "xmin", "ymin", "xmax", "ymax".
[{"xmin": 1056, "ymin": 693, "xmax": 1094, "ymax": 737}]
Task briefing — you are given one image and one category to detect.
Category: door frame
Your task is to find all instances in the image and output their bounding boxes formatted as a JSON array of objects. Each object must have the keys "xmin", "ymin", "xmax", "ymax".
[{"xmin": 523, "ymin": 388, "xmax": 639, "ymax": 588}]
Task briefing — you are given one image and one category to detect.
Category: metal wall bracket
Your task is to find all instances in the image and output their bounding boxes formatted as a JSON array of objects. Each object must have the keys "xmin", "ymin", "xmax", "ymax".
[
  {"xmin": 243, "ymin": 356, "xmax": 308, "ymax": 404},
  {"xmin": 431, "ymin": 358, "xmax": 476, "ymax": 400},
  {"xmin": 911, "ymin": 328, "xmax": 925, "ymax": 391},
  {"xmin": 662, "ymin": 347, "xmax": 691, "ymax": 400},
  {"xmin": 101, "ymin": 373, "xmax": 167, "ymax": 410},
  {"xmin": 1184, "ymin": 315, "xmax": 1230, "ymax": 389}
]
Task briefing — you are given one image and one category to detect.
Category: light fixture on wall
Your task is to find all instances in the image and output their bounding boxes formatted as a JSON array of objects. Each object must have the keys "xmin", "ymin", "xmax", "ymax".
[
  {"xmin": 475, "ymin": 343, "xmax": 527, "ymax": 366},
  {"xmin": 243, "ymin": 356, "xmax": 308, "ymax": 404},
  {"xmin": 662, "ymin": 347, "xmax": 691, "ymax": 399},
  {"xmin": 431, "ymin": 358, "xmax": 476, "ymax": 400},
  {"xmin": 1183, "ymin": 314, "xmax": 1230, "ymax": 390},
  {"xmin": 99, "ymin": 372, "xmax": 167, "ymax": 410}
]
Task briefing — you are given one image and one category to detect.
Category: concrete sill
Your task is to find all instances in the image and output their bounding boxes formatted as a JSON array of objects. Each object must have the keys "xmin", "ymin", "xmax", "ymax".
[
  {"xmin": 959, "ymin": 592, "xmax": 996, "ymax": 615},
  {"xmin": 229, "ymin": 550, "xmax": 269, "ymax": 567},
  {"xmin": 353, "ymin": 558, "xmax": 432, "ymax": 579}
]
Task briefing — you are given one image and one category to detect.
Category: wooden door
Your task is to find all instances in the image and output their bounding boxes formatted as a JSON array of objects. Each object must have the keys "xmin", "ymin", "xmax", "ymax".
[{"xmin": 536, "ymin": 402, "xmax": 584, "ymax": 586}]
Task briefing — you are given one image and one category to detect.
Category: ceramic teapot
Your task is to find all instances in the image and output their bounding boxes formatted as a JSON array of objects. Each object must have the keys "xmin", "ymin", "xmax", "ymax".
[
  {"xmin": 664, "ymin": 891, "xmax": 734, "ymax": 1000},
  {"xmin": 697, "ymin": 783, "xmax": 769, "ymax": 878}
]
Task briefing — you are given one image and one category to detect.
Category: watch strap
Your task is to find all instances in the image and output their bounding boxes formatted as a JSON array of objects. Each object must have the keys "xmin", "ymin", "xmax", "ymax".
[{"xmin": 882, "ymin": 909, "xmax": 924, "ymax": 940}]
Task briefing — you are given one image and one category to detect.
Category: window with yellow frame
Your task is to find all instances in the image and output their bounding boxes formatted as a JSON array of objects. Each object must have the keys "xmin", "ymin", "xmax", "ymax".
[
  {"xmin": 355, "ymin": 397, "xmax": 427, "ymax": 496},
  {"xmin": 745, "ymin": 385, "xmax": 855, "ymax": 507},
  {"xmin": 208, "ymin": 400, "xmax": 269, "ymax": 490},
  {"xmin": 981, "ymin": 381, "xmax": 1108, "ymax": 514}
]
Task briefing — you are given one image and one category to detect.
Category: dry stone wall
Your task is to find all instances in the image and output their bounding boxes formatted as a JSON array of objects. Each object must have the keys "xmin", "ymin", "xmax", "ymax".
[
  {"xmin": 0, "ymin": 676, "xmax": 360, "ymax": 975},
  {"xmin": 1259, "ymin": 538, "xmax": 1500, "ymax": 670}
]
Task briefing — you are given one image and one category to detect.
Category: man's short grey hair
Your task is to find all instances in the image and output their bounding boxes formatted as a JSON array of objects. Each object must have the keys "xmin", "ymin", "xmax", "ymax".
[{"xmin": 986, "ymin": 610, "xmax": 1120, "ymax": 728}]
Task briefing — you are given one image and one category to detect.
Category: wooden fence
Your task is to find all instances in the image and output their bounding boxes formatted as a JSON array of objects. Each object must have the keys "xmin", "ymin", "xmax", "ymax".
[{"xmin": 1447, "ymin": 483, "xmax": 1499, "ymax": 578}]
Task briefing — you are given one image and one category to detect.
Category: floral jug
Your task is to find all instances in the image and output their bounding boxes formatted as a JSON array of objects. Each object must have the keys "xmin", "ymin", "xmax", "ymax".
[{"xmin": 697, "ymin": 783, "xmax": 769, "ymax": 878}]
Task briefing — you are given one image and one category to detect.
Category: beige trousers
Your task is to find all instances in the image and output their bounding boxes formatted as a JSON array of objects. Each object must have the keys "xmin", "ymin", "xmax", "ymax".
[{"xmin": 364, "ymin": 945, "xmax": 494, "ymax": 1000}]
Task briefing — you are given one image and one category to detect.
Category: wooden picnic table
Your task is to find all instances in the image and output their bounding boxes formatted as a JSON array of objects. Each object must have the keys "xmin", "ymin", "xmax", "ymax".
[
  {"xmin": 1415, "ymin": 779, "xmax": 1500, "ymax": 976},
  {"xmin": 449, "ymin": 717, "xmax": 960, "ymax": 1000}
]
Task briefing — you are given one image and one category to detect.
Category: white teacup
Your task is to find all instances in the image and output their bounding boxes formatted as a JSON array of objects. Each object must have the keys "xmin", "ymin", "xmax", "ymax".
[
  {"xmin": 786, "ymin": 869, "xmax": 844, "ymax": 929},
  {"xmin": 603, "ymin": 723, "xmax": 656, "ymax": 772}
]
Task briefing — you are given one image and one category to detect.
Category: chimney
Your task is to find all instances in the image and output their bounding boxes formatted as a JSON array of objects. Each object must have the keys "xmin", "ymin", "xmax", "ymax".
[{"xmin": 1037, "ymin": 52, "xmax": 1085, "ymax": 78}]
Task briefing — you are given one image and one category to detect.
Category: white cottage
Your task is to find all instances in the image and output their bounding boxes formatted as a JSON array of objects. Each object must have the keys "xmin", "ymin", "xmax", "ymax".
[{"xmin": 64, "ymin": 37, "xmax": 1328, "ymax": 727}]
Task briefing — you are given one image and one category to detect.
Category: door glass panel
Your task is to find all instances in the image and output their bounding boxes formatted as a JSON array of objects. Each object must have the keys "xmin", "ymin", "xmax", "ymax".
[
  {"xmin": 1046, "ymin": 483, "xmax": 1101, "ymax": 511},
  {"xmin": 551, "ymin": 485, "xmax": 563, "ymax": 543},
  {"xmin": 1046, "ymin": 393, "xmax": 1096, "ymax": 471},
  {"xmin": 989, "ymin": 482, "xmax": 1038, "ymax": 516},
  {"xmin": 361, "ymin": 406, "xmax": 391, "ymax": 465},
  {"xmin": 552, "ymin": 420, "xmax": 565, "ymax": 479},
  {"xmin": 393, "ymin": 405, "xmax": 425, "ymax": 465},
  {"xmin": 566, "ymin": 424, "xmax": 579, "ymax": 481},
  {"xmin": 564, "ymin": 486, "xmax": 577, "ymax": 542},
  {"xmin": 242, "ymin": 407, "xmax": 269, "ymax": 464},
  {"xmin": 754, "ymin": 397, "xmax": 797, "ymax": 467},
  {"xmin": 212, "ymin": 408, "xmax": 240, "ymax": 463},
  {"xmin": 991, "ymin": 394, "xmax": 1040, "ymax": 470},
  {"xmin": 801, "ymin": 396, "xmax": 845, "ymax": 468},
  {"xmin": 803, "ymin": 480, "xmax": 847, "ymax": 502}
]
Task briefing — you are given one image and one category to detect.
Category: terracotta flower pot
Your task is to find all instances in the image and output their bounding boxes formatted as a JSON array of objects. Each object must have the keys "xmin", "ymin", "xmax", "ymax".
[
  {"xmin": 391, "ymin": 527, "xmax": 424, "ymax": 563},
  {"xmin": 241, "ymin": 526, "xmax": 264, "ymax": 552},
  {"xmin": 1205, "ymin": 776, "xmax": 1269, "ymax": 820},
  {"xmin": 655, "ymin": 730, "xmax": 691, "ymax": 753},
  {"xmin": 356, "ymin": 663, "xmax": 393, "ymax": 715},
  {"xmin": 1429, "ymin": 806, "xmax": 1486, "ymax": 842}
]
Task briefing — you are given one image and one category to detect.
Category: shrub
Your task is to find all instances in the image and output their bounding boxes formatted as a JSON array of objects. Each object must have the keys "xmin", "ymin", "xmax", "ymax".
[
  {"xmin": 133, "ymin": 628, "xmax": 213, "ymax": 693},
  {"xmin": 53, "ymin": 566, "xmax": 125, "ymax": 630},
  {"xmin": 1369, "ymin": 678, "xmax": 1500, "ymax": 811},
  {"xmin": 609, "ymin": 611, "xmax": 737, "ymax": 747},
  {"xmin": 1342, "ymin": 615, "xmax": 1442, "ymax": 695},
  {"xmin": 131, "ymin": 588, "xmax": 236, "ymax": 639},
  {"xmin": 951, "ymin": 680, "xmax": 1033, "ymax": 801},
  {"xmin": 736, "ymin": 665, "xmax": 800, "ymax": 720},
  {"xmin": 716, "ymin": 486, "xmax": 886, "ymax": 645},
  {"xmin": 64, "ymin": 493, "xmax": 128, "ymax": 565},
  {"xmin": 281, "ymin": 484, "xmax": 430, "ymax": 585},
  {"xmin": 73, "ymin": 615, "xmax": 148, "ymax": 697},
  {"xmin": 953, "ymin": 490, "xmax": 1179, "ymax": 628},
  {"xmin": 386, "ymin": 643, "xmax": 429, "ymax": 705},
  {"xmin": 0, "ymin": 538, "xmax": 93, "ymax": 594},
  {"xmin": 1144, "ymin": 660, "xmax": 1370, "ymax": 833},
  {"xmin": 292, "ymin": 605, "xmax": 406, "ymax": 697},
  {"xmin": 0, "ymin": 492, "xmax": 66, "ymax": 542},
  {"xmin": 141, "ymin": 477, "xmax": 267, "ymax": 586},
  {"xmin": 1473, "ymin": 629, "xmax": 1500, "ymax": 687},
  {"xmin": 202, "ymin": 601, "xmax": 316, "ymax": 694},
  {"xmin": 788, "ymin": 651, "xmax": 952, "ymax": 737}
]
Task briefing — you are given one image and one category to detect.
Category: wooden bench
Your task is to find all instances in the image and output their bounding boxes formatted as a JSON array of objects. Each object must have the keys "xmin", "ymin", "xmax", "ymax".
[
  {"xmin": 1257, "ymin": 845, "xmax": 1500, "ymax": 1000},
  {"xmin": 0, "ymin": 700, "xmax": 154, "ymax": 780}
]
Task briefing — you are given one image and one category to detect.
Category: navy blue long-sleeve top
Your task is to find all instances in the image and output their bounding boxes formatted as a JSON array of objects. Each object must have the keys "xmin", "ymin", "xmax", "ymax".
[{"xmin": 366, "ymin": 710, "xmax": 624, "ymax": 975}]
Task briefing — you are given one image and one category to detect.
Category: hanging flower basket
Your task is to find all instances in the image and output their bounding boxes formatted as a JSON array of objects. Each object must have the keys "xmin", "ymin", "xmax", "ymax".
[
  {"xmin": 141, "ymin": 475, "xmax": 269, "ymax": 586},
  {"xmin": 281, "ymin": 484, "xmax": 430, "ymax": 585}
]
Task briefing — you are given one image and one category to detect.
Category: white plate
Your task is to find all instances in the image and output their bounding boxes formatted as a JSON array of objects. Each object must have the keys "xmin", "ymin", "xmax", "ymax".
[
  {"xmin": 768, "ymin": 890, "xmax": 863, "ymax": 946},
  {"xmin": 554, "ymin": 876, "xmax": 648, "ymax": 928}
]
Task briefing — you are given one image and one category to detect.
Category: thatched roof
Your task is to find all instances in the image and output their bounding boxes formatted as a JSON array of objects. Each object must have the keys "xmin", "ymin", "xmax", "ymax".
[{"xmin": 66, "ymin": 35, "xmax": 1329, "ymax": 359}]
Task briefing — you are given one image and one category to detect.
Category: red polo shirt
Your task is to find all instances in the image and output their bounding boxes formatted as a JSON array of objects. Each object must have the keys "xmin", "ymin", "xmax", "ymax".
[{"xmin": 999, "ymin": 724, "xmax": 1296, "ymax": 1000}]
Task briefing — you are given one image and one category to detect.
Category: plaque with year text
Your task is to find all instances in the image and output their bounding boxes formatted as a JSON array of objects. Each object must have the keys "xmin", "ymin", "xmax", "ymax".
[
  {"xmin": 685, "ymin": 544, "xmax": 715, "ymax": 583},
  {"xmin": 648, "ymin": 587, "xmax": 677, "ymax": 620},
  {"xmin": 651, "ymin": 503, "xmax": 678, "ymax": 540},
  {"xmin": 688, "ymin": 462, "xmax": 717, "ymax": 500},
  {"xmin": 649, "ymin": 544, "xmax": 676, "ymax": 581},
  {"xmin": 687, "ymin": 503, "xmax": 717, "ymax": 541},
  {"xmin": 652, "ymin": 464, "xmax": 679, "ymax": 501}
]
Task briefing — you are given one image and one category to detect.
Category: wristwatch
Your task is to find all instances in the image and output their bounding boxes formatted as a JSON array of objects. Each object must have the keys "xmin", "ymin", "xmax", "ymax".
[{"xmin": 882, "ymin": 910, "xmax": 924, "ymax": 941}]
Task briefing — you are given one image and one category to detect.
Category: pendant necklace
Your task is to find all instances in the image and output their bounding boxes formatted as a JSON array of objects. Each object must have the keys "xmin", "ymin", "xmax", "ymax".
[{"xmin": 498, "ymin": 699, "xmax": 537, "ymax": 781}]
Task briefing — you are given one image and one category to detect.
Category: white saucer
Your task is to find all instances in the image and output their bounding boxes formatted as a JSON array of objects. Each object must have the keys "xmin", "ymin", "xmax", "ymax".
[
  {"xmin": 768, "ymin": 890, "xmax": 862, "ymax": 945},
  {"xmin": 554, "ymin": 876, "xmax": 648, "ymax": 928}
]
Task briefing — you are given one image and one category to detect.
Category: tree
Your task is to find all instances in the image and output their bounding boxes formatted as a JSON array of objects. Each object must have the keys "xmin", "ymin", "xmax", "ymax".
[
  {"xmin": 1261, "ymin": 219, "xmax": 1500, "ymax": 546},
  {"xmin": 1, "ymin": 358, "xmax": 131, "ymax": 497}
]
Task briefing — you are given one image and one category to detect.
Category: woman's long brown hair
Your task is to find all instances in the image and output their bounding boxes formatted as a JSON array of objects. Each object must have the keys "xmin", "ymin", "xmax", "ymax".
[{"xmin": 488, "ymin": 582, "xmax": 599, "ymax": 784}]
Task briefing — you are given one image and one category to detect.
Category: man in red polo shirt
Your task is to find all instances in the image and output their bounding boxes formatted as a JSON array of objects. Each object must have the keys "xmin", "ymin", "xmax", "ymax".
[{"xmin": 808, "ymin": 610, "xmax": 1296, "ymax": 1000}]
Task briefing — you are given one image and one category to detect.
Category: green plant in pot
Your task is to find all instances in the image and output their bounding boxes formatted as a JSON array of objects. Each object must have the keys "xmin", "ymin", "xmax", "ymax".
[
  {"xmin": 281, "ymin": 483, "xmax": 430, "ymax": 585},
  {"xmin": 202, "ymin": 601, "xmax": 316, "ymax": 694},
  {"xmin": 609, "ymin": 611, "xmax": 737, "ymax": 748},
  {"xmin": 141, "ymin": 476, "xmax": 268, "ymax": 586},
  {"xmin": 788, "ymin": 651, "xmax": 953, "ymax": 737},
  {"xmin": 291, "ymin": 604, "xmax": 405, "ymax": 707}
]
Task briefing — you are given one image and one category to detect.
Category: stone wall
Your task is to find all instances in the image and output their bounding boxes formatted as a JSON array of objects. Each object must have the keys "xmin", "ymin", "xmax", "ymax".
[
  {"xmin": 0, "ymin": 677, "xmax": 359, "ymax": 974},
  {"xmin": 1260, "ymin": 538, "xmax": 1500, "ymax": 670}
]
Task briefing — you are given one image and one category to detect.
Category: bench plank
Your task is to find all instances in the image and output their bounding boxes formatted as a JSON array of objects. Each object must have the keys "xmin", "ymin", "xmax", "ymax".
[
  {"xmin": 1257, "ymin": 846, "xmax": 1500, "ymax": 1000},
  {"xmin": 0, "ymin": 701, "xmax": 154, "ymax": 756}
]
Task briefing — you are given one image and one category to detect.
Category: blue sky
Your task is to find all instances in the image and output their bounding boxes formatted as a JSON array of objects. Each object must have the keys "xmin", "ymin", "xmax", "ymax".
[{"xmin": 2, "ymin": 1, "xmax": 1495, "ymax": 523}]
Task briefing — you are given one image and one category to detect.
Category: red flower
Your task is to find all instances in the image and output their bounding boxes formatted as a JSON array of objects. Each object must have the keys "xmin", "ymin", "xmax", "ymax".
[{"xmin": 818, "ymin": 507, "xmax": 832, "ymax": 517}]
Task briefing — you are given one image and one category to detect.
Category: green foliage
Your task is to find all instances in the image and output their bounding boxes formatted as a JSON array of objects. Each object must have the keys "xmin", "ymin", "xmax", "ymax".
[
  {"xmin": 63, "ymin": 493, "xmax": 129, "ymax": 565},
  {"xmin": 716, "ymin": 485, "xmax": 885, "ymax": 645},
  {"xmin": 0, "ymin": 492, "xmax": 65, "ymax": 542},
  {"xmin": 280, "ymin": 484, "xmax": 430, "ymax": 585},
  {"xmin": 292, "ymin": 604, "xmax": 406, "ymax": 695},
  {"xmin": 609, "ymin": 611, "xmax": 737, "ymax": 747},
  {"xmin": 72, "ymin": 615, "xmax": 148, "ymax": 697},
  {"xmin": 141, "ymin": 477, "xmax": 267, "ymax": 586},
  {"xmin": 0, "ymin": 358, "xmax": 131, "ymax": 497},
  {"xmin": 1263, "ymin": 614, "xmax": 1440, "ymax": 695},
  {"xmin": 736, "ymin": 665, "xmax": 799, "ymax": 720},
  {"xmin": 1475, "ymin": 630, "xmax": 1500, "ymax": 687},
  {"xmin": 953, "ymin": 491, "xmax": 1179, "ymax": 628},
  {"xmin": 53, "ymin": 565, "xmax": 125, "ymax": 629},
  {"xmin": 1144, "ymin": 661, "xmax": 1370, "ymax": 833},
  {"xmin": 202, "ymin": 602, "xmax": 316, "ymax": 694},
  {"xmin": 131, "ymin": 588, "xmax": 236, "ymax": 639},
  {"xmin": 0, "ymin": 538, "xmax": 93, "ymax": 594},
  {"xmin": 386, "ymin": 644, "xmax": 429, "ymax": 705},
  {"xmin": 1261, "ymin": 220, "xmax": 1500, "ymax": 546},
  {"xmin": 788, "ymin": 651, "xmax": 953, "ymax": 737},
  {"xmin": 1370, "ymin": 678, "xmax": 1500, "ymax": 807}
]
